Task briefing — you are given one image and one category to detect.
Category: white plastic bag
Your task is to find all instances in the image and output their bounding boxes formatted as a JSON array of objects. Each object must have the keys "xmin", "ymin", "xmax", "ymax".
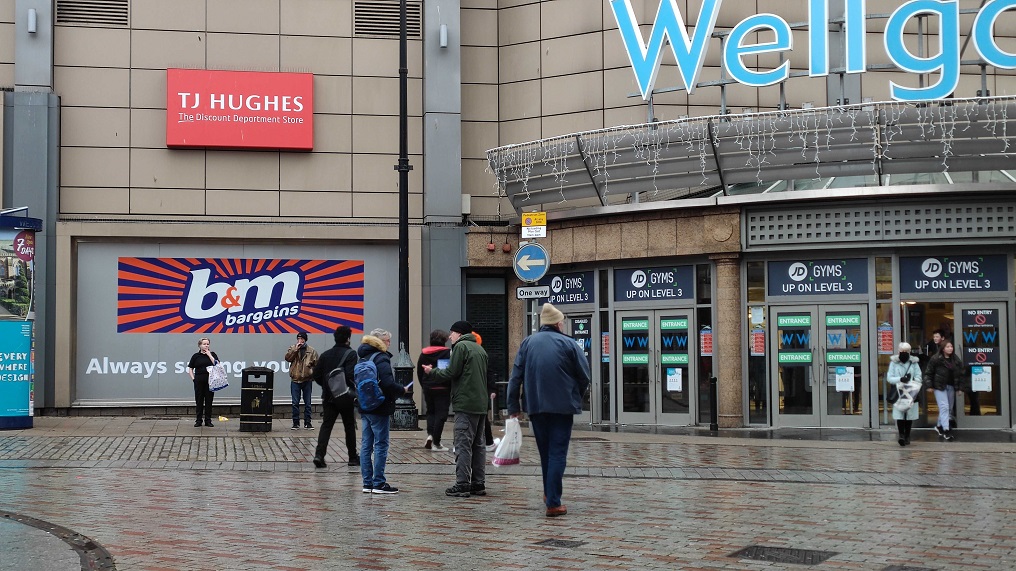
[
  {"xmin": 207, "ymin": 363, "xmax": 229, "ymax": 392},
  {"xmin": 492, "ymin": 417, "xmax": 522, "ymax": 466}
]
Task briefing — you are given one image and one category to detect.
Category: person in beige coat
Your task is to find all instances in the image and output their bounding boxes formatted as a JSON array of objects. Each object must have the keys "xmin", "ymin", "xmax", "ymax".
[{"xmin": 285, "ymin": 331, "xmax": 319, "ymax": 430}]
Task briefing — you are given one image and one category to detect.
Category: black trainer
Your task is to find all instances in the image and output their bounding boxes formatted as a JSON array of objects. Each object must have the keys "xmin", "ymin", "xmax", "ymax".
[
  {"xmin": 470, "ymin": 483, "xmax": 487, "ymax": 496},
  {"xmin": 446, "ymin": 483, "xmax": 471, "ymax": 498},
  {"xmin": 347, "ymin": 456, "xmax": 361, "ymax": 466},
  {"xmin": 313, "ymin": 457, "xmax": 326, "ymax": 468},
  {"xmin": 373, "ymin": 483, "xmax": 399, "ymax": 494},
  {"xmin": 194, "ymin": 420, "xmax": 202, "ymax": 427},
  {"xmin": 935, "ymin": 425, "xmax": 945, "ymax": 437}
]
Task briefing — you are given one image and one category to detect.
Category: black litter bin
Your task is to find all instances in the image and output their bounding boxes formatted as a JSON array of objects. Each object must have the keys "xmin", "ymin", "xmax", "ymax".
[{"xmin": 239, "ymin": 367, "xmax": 274, "ymax": 432}]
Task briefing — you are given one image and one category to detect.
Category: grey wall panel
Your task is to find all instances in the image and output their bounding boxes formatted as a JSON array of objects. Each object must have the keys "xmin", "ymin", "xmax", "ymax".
[
  {"xmin": 74, "ymin": 241, "xmax": 399, "ymax": 405},
  {"xmin": 14, "ymin": 0, "xmax": 53, "ymax": 89}
]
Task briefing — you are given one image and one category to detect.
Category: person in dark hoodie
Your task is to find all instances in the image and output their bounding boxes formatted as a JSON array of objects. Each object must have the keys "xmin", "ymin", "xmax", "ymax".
[
  {"xmin": 357, "ymin": 328, "xmax": 408, "ymax": 494},
  {"xmin": 312, "ymin": 325, "xmax": 359, "ymax": 468},
  {"xmin": 418, "ymin": 329, "xmax": 452, "ymax": 452}
]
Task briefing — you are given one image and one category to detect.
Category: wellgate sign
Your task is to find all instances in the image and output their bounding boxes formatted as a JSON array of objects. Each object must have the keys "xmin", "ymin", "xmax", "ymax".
[{"xmin": 611, "ymin": 0, "xmax": 1016, "ymax": 102}]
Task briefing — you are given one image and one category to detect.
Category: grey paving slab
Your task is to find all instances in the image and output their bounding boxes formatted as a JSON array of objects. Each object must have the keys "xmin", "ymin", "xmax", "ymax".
[{"xmin": 0, "ymin": 518, "xmax": 79, "ymax": 571}]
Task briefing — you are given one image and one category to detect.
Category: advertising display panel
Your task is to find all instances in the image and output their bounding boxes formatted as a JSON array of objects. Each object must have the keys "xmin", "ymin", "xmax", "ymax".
[
  {"xmin": 614, "ymin": 266, "xmax": 694, "ymax": 302},
  {"xmin": 166, "ymin": 69, "xmax": 314, "ymax": 150},
  {"xmin": 899, "ymin": 255, "xmax": 1007, "ymax": 293},
  {"xmin": 77, "ymin": 243, "xmax": 397, "ymax": 405},
  {"xmin": 0, "ymin": 227, "xmax": 36, "ymax": 429},
  {"xmin": 768, "ymin": 259, "xmax": 868, "ymax": 296}
]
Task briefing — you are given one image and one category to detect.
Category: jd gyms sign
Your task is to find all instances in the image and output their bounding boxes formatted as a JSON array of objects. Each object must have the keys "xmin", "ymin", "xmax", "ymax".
[{"xmin": 611, "ymin": 0, "xmax": 1016, "ymax": 102}]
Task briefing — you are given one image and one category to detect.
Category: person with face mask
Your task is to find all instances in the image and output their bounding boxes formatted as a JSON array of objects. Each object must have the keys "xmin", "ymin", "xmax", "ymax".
[{"xmin": 887, "ymin": 342, "xmax": 922, "ymax": 446}]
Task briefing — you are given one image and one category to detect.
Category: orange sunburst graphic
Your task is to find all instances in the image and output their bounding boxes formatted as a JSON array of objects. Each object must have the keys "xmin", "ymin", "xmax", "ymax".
[{"xmin": 117, "ymin": 258, "xmax": 364, "ymax": 334}]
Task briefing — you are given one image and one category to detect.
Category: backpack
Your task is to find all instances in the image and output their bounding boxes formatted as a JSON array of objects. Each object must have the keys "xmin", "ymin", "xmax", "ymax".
[
  {"xmin": 324, "ymin": 348, "xmax": 356, "ymax": 402},
  {"xmin": 354, "ymin": 352, "xmax": 386, "ymax": 412}
]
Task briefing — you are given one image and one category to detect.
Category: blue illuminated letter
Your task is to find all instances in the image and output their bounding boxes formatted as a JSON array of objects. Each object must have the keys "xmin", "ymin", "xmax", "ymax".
[
  {"xmin": 973, "ymin": 0, "xmax": 1016, "ymax": 69},
  {"xmin": 809, "ymin": 0, "xmax": 830, "ymax": 76},
  {"xmin": 723, "ymin": 14, "xmax": 792, "ymax": 87},
  {"xmin": 610, "ymin": 0, "xmax": 723, "ymax": 98},
  {"xmin": 845, "ymin": 0, "xmax": 867, "ymax": 73},
  {"xmin": 884, "ymin": 0, "xmax": 960, "ymax": 101}
]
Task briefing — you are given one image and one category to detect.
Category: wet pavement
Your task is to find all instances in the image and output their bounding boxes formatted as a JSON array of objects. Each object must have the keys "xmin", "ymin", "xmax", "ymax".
[{"xmin": 1, "ymin": 417, "xmax": 1015, "ymax": 570}]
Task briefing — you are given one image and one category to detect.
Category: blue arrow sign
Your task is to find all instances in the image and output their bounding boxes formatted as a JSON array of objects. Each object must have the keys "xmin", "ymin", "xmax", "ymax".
[{"xmin": 514, "ymin": 243, "xmax": 550, "ymax": 283}]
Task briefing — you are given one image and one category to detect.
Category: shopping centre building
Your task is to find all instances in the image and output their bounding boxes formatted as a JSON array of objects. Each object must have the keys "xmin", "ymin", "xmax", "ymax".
[{"xmin": 3, "ymin": 0, "xmax": 1016, "ymax": 430}]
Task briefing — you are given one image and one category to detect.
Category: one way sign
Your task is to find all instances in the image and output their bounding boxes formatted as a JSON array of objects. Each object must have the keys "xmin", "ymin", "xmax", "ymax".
[{"xmin": 513, "ymin": 243, "xmax": 550, "ymax": 283}]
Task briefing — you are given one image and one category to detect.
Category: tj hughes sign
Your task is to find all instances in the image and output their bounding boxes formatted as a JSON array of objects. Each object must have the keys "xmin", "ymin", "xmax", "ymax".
[
  {"xmin": 611, "ymin": 0, "xmax": 1016, "ymax": 102},
  {"xmin": 166, "ymin": 69, "xmax": 314, "ymax": 150}
]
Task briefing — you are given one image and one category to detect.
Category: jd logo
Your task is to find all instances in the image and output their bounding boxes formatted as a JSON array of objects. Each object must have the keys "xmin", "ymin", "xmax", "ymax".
[
  {"xmin": 551, "ymin": 276, "xmax": 564, "ymax": 293},
  {"xmin": 788, "ymin": 263, "xmax": 808, "ymax": 282},
  {"xmin": 631, "ymin": 270, "xmax": 648, "ymax": 288},
  {"xmin": 184, "ymin": 267, "xmax": 302, "ymax": 326},
  {"xmin": 922, "ymin": 258, "xmax": 943, "ymax": 278}
]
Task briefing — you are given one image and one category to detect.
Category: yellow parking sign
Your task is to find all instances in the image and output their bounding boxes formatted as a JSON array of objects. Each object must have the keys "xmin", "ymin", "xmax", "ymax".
[
  {"xmin": 522, "ymin": 212, "xmax": 546, "ymax": 227},
  {"xmin": 521, "ymin": 212, "xmax": 547, "ymax": 238}
]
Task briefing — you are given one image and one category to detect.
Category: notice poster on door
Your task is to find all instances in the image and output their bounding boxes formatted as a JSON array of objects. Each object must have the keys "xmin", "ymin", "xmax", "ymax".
[
  {"xmin": 750, "ymin": 327, "xmax": 765, "ymax": 356},
  {"xmin": 666, "ymin": 368, "xmax": 683, "ymax": 392},
  {"xmin": 699, "ymin": 326, "xmax": 713, "ymax": 357},
  {"xmin": 877, "ymin": 322, "xmax": 895, "ymax": 355},
  {"xmin": 970, "ymin": 366, "xmax": 992, "ymax": 392},
  {"xmin": 835, "ymin": 366, "xmax": 854, "ymax": 392}
]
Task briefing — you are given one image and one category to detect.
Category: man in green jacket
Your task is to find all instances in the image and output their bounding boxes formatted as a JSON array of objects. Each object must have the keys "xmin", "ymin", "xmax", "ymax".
[{"xmin": 422, "ymin": 320, "xmax": 489, "ymax": 498}]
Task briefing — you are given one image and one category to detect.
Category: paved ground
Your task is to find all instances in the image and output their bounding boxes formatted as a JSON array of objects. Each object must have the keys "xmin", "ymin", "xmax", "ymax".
[{"xmin": 2, "ymin": 417, "xmax": 1016, "ymax": 570}]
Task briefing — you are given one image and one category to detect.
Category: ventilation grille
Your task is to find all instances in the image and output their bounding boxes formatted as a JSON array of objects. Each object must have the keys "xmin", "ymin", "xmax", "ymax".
[
  {"xmin": 56, "ymin": 0, "xmax": 129, "ymax": 27},
  {"xmin": 354, "ymin": 1, "xmax": 422, "ymax": 38},
  {"xmin": 746, "ymin": 202, "xmax": 1016, "ymax": 249}
]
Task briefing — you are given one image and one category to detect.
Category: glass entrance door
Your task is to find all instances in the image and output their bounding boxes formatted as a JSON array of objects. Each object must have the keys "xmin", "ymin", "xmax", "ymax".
[
  {"xmin": 616, "ymin": 311, "xmax": 695, "ymax": 425},
  {"xmin": 771, "ymin": 305, "xmax": 868, "ymax": 428},
  {"xmin": 953, "ymin": 303, "xmax": 1009, "ymax": 429}
]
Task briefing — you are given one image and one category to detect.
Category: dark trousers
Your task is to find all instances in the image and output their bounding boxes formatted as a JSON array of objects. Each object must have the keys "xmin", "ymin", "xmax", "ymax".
[
  {"xmin": 530, "ymin": 413, "xmax": 574, "ymax": 509},
  {"xmin": 193, "ymin": 379, "xmax": 214, "ymax": 422},
  {"xmin": 424, "ymin": 389, "xmax": 450, "ymax": 446},
  {"xmin": 315, "ymin": 396, "xmax": 358, "ymax": 461}
]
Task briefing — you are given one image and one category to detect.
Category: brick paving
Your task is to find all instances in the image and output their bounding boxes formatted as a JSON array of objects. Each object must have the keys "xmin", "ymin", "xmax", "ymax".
[{"xmin": 1, "ymin": 417, "xmax": 1015, "ymax": 570}]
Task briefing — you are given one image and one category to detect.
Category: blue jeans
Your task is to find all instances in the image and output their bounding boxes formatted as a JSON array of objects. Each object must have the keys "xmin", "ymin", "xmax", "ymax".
[
  {"xmin": 360, "ymin": 413, "xmax": 391, "ymax": 488},
  {"xmin": 291, "ymin": 380, "xmax": 312, "ymax": 426},
  {"xmin": 529, "ymin": 413, "xmax": 573, "ymax": 509}
]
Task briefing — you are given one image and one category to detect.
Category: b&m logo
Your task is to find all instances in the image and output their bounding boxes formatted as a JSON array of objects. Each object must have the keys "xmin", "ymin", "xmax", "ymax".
[{"xmin": 117, "ymin": 258, "xmax": 364, "ymax": 334}]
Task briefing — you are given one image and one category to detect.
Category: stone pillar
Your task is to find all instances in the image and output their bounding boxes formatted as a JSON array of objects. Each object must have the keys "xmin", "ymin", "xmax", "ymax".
[{"xmin": 711, "ymin": 253, "xmax": 743, "ymax": 428}]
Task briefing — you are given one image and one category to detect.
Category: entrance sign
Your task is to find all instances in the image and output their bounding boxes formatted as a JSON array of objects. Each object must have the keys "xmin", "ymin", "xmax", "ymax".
[
  {"xmin": 621, "ymin": 318, "xmax": 650, "ymax": 364},
  {"xmin": 572, "ymin": 317, "xmax": 592, "ymax": 366},
  {"xmin": 659, "ymin": 317, "xmax": 689, "ymax": 365},
  {"xmin": 513, "ymin": 243, "xmax": 550, "ymax": 283},
  {"xmin": 167, "ymin": 69, "xmax": 314, "ymax": 150},
  {"xmin": 614, "ymin": 265, "xmax": 694, "ymax": 301},
  {"xmin": 516, "ymin": 285, "xmax": 550, "ymax": 299},
  {"xmin": 536, "ymin": 271, "xmax": 593, "ymax": 305},
  {"xmin": 610, "ymin": 0, "xmax": 1016, "ymax": 102},
  {"xmin": 900, "ymin": 255, "xmax": 1007, "ymax": 293},
  {"xmin": 768, "ymin": 259, "xmax": 868, "ymax": 296}
]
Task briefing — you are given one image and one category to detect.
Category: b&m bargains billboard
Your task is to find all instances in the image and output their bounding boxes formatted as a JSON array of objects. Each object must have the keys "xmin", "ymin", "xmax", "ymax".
[
  {"xmin": 166, "ymin": 69, "xmax": 314, "ymax": 150},
  {"xmin": 611, "ymin": 0, "xmax": 1016, "ymax": 103},
  {"xmin": 77, "ymin": 243, "xmax": 397, "ymax": 405},
  {"xmin": 117, "ymin": 258, "xmax": 364, "ymax": 334}
]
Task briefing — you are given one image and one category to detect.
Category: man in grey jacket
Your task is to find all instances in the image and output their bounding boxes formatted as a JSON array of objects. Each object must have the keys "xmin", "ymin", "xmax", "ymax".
[{"xmin": 507, "ymin": 303, "xmax": 590, "ymax": 517}]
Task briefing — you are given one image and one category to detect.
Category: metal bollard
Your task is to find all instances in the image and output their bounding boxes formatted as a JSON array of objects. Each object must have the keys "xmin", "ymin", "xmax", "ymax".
[{"xmin": 709, "ymin": 375, "xmax": 718, "ymax": 432}]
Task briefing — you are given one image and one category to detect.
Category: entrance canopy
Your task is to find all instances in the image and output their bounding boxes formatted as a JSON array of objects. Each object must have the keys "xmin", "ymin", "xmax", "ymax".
[{"xmin": 487, "ymin": 96, "xmax": 1016, "ymax": 216}]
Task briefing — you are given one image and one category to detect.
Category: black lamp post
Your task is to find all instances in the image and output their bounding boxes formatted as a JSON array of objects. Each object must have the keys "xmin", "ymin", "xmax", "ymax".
[{"xmin": 391, "ymin": 0, "xmax": 418, "ymax": 431}]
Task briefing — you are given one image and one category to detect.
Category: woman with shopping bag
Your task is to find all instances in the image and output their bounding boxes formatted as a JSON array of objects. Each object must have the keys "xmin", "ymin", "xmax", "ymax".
[{"xmin": 186, "ymin": 337, "xmax": 221, "ymax": 428}]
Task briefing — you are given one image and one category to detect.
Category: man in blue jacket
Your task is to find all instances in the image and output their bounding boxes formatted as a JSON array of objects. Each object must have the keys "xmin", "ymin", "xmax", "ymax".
[
  {"xmin": 507, "ymin": 303, "xmax": 590, "ymax": 517},
  {"xmin": 356, "ymin": 328, "xmax": 409, "ymax": 495}
]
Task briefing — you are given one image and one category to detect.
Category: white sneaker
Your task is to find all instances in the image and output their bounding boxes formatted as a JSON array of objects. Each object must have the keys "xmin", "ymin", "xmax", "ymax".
[
  {"xmin": 431, "ymin": 444, "xmax": 449, "ymax": 452},
  {"xmin": 425, "ymin": 434, "xmax": 433, "ymax": 449},
  {"xmin": 362, "ymin": 486, "xmax": 372, "ymax": 493}
]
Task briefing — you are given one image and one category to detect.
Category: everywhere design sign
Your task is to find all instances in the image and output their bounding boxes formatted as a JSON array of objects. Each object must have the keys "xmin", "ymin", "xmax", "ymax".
[
  {"xmin": 166, "ymin": 69, "xmax": 314, "ymax": 150},
  {"xmin": 610, "ymin": 0, "xmax": 1016, "ymax": 102},
  {"xmin": 117, "ymin": 258, "xmax": 364, "ymax": 334}
]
